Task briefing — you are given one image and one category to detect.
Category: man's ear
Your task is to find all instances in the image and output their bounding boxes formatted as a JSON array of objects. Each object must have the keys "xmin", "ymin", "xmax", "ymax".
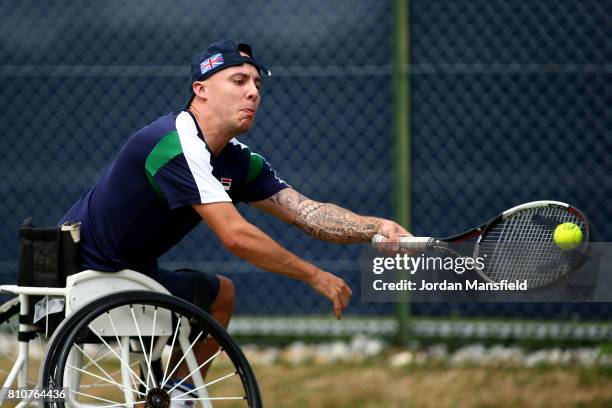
[{"xmin": 193, "ymin": 81, "xmax": 207, "ymax": 100}]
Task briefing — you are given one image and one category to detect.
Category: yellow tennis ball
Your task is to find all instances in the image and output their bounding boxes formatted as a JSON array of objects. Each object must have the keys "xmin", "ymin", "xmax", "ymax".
[{"xmin": 553, "ymin": 222, "xmax": 582, "ymax": 250}]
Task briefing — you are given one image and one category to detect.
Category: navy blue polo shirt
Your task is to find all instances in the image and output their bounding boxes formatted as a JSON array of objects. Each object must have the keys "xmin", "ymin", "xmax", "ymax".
[{"xmin": 60, "ymin": 110, "xmax": 289, "ymax": 274}]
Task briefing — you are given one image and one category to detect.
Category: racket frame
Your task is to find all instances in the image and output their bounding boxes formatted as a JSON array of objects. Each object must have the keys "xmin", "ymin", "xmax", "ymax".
[
  {"xmin": 472, "ymin": 201, "xmax": 589, "ymax": 287},
  {"xmin": 373, "ymin": 200, "xmax": 591, "ymax": 289}
]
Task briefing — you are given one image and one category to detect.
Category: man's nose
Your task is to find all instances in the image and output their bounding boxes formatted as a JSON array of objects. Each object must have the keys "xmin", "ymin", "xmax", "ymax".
[{"xmin": 246, "ymin": 81, "xmax": 259, "ymax": 100}]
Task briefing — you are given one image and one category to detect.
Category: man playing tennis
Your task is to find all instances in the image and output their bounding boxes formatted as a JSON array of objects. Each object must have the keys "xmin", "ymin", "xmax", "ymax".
[{"xmin": 60, "ymin": 39, "xmax": 410, "ymax": 405}]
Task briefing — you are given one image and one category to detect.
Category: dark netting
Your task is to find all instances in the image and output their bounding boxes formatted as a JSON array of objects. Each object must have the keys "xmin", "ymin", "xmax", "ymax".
[
  {"xmin": 0, "ymin": 1, "xmax": 609, "ymax": 321},
  {"xmin": 410, "ymin": 0, "xmax": 611, "ymax": 318},
  {"xmin": 0, "ymin": 0, "xmax": 394, "ymax": 315}
]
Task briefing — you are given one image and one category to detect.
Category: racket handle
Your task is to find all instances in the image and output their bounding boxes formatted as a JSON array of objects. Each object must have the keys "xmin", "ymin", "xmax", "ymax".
[{"xmin": 372, "ymin": 234, "xmax": 434, "ymax": 251}]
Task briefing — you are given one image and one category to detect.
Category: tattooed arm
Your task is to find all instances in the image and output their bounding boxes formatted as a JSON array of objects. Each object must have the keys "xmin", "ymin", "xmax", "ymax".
[
  {"xmin": 193, "ymin": 201, "xmax": 352, "ymax": 319},
  {"xmin": 251, "ymin": 188, "xmax": 411, "ymax": 243}
]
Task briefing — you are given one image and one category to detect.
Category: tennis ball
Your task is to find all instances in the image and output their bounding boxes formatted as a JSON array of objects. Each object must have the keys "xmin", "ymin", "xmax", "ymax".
[{"xmin": 553, "ymin": 222, "xmax": 582, "ymax": 250}]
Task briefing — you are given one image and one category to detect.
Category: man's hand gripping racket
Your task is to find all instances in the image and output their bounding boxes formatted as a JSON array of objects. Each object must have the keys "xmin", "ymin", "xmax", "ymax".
[{"xmin": 373, "ymin": 201, "xmax": 590, "ymax": 290}]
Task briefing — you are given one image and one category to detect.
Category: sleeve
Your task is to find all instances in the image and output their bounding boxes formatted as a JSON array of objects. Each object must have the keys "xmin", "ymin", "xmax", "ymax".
[
  {"xmin": 153, "ymin": 154, "xmax": 231, "ymax": 209},
  {"xmin": 236, "ymin": 151, "xmax": 290, "ymax": 203}
]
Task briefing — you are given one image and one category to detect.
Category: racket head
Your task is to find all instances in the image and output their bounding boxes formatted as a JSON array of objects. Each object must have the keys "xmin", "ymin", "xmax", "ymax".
[{"xmin": 473, "ymin": 201, "xmax": 589, "ymax": 290}]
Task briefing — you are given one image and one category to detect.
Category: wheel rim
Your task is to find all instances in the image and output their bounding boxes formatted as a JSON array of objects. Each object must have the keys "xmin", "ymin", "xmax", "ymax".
[{"xmin": 41, "ymin": 291, "xmax": 261, "ymax": 408}]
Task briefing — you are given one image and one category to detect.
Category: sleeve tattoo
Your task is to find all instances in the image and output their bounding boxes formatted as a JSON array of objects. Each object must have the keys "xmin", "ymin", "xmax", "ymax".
[{"xmin": 269, "ymin": 189, "xmax": 381, "ymax": 242}]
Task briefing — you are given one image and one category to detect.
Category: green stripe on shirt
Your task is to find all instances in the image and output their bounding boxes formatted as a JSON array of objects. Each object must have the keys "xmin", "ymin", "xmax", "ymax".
[
  {"xmin": 245, "ymin": 152, "xmax": 264, "ymax": 184},
  {"xmin": 145, "ymin": 131, "xmax": 183, "ymax": 197}
]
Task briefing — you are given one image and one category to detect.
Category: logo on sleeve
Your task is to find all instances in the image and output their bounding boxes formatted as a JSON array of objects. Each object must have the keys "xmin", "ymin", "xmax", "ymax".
[{"xmin": 220, "ymin": 177, "xmax": 232, "ymax": 191}]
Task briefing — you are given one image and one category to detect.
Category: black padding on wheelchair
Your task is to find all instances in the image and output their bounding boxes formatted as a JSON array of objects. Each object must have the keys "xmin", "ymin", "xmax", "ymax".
[
  {"xmin": 18, "ymin": 217, "xmax": 81, "ymax": 288},
  {"xmin": 19, "ymin": 313, "xmax": 32, "ymax": 324},
  {"xmin": 17, "ymin": 218, "xmax": 81, "ymax": 336},
  {"xmin": 18, "ymin": 331, "xmax": 37, "ymax": 342}
]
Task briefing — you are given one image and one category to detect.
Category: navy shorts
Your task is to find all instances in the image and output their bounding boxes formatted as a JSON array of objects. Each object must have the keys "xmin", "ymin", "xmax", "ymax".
[{"xmin": 148, "ymin": 268, "xmax": 220, "ymax": 313}]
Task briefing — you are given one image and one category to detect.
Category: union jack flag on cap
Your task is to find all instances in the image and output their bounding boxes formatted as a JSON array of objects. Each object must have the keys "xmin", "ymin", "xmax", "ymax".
[{"xmin": 200, "ymin": 53, "xmax": 224, "ymax": 75}]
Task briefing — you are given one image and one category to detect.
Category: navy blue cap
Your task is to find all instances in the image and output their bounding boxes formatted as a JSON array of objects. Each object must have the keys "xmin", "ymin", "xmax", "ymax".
[{"xmin": 183, "ymin": 39, "xmax": 271, "ymax": 109}]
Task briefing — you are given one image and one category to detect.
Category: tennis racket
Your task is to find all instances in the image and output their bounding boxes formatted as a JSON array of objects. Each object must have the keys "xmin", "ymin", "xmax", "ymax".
[{"xmin": 373, "ymin": 200, "xmax": 590, "ymax": 290}]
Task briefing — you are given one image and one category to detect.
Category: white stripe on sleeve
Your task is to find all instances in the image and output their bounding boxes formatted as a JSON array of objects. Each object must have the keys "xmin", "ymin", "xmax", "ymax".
[{"xmin": 175, "ymin": 112, "xmax": 232, "ymax": 204}]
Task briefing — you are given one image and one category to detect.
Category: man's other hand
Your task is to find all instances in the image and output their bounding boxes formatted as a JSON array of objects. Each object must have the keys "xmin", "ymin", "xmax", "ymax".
[{"xmin": 307, "ymin": 270, "xmax": 352, "ymax": 320}]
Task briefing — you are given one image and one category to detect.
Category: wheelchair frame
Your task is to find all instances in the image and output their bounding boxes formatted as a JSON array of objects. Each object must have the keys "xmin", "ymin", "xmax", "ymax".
[{"xmin": 0, "ymin": 269, "xmax": 244, "ymax": 408}]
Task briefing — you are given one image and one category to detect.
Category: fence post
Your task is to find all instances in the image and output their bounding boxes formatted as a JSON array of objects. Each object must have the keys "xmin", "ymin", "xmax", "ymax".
[{"xmin": 393, "ymin": 0, "xmax": 411, "ymax": 345}]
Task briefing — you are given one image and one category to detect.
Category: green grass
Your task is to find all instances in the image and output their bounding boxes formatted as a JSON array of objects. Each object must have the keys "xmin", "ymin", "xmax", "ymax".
[
  {"xmin": 4, "ymin": 354, "xmax": 612, "ymax": 407},
  {"xmin": 254, "ymin": 361, "xmax": 612, "ymax": 408}
]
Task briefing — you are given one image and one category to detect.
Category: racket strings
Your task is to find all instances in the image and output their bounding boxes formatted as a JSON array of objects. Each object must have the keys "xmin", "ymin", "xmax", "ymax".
[
  {"xmin": 486, "ymin": 208, "xmax": 570, "ymax": 286},
  {"xmin": 477, "ymin": 207, "xmax": 585, "ymax": 289},
  {"xmin": 485, "ymin": 208, "xmax": 539, "ymax": 282},
  {"xmin": 484, "ymin": 209, "xmax": 578, "ymax": 287}
]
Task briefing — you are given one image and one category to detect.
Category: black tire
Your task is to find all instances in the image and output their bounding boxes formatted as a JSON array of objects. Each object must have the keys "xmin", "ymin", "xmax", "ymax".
[{"xmin": 40, "ymin": 291, "xmax": 262, "ymax": 407}]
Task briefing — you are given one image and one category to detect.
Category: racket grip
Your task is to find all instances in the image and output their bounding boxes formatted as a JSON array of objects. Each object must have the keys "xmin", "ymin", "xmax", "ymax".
[{"xmin": 372, "ymin": 235, "xmax": 434, "ymax": 251}]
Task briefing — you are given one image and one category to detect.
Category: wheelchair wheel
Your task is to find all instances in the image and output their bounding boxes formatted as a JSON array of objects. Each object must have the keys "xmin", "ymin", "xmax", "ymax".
[
  {"xmin": 0, "ymin": 296, "xmax": 52, "ymax": 406},
  {"xmin": 40, "ymin": 291, "xmax": 261, "ymax": 408}
]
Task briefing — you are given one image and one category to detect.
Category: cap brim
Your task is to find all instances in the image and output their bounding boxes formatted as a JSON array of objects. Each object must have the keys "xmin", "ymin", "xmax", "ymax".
[{"xmin": 242, "ymin": 56, "xmax": 272, "ymax": 76}]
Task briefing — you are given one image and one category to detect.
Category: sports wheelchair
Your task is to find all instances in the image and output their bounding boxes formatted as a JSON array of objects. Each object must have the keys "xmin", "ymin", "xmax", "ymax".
[{"xmin": 0, "ymin": 220, "xmax": 261, "ymax": 407}]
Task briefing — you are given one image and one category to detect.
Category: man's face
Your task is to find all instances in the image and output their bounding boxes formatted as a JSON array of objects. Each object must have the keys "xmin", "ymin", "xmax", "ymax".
[{"xmin": 201, "ymin": 56, "xmax": 261, "ymax": 133}]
